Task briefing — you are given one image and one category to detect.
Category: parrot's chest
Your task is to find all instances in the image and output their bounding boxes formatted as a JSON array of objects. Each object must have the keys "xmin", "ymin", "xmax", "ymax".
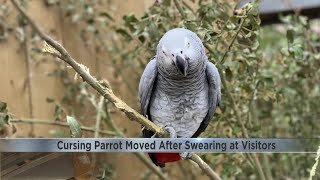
[{"xmin": 149, "ymin": 80, "xmax": 209, "ymax": 137}]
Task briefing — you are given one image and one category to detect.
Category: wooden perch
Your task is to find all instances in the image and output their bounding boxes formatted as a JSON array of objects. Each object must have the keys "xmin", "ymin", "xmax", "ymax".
[{"xmin": 10, "ymin": 1, "xmax": 221, "ymax": 179}]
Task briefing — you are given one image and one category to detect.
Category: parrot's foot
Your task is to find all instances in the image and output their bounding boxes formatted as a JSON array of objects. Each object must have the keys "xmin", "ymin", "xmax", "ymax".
[
  {"xmin": 180, "ymin": 152, "xmax": 192, "ymax": 160},
  {"xmin": 163, "ymin": 126, "xmax": 177, "ymax": 138},
  {"xmin": 150, "ymin": 126, "xmax": 177, "ymax": 138}
]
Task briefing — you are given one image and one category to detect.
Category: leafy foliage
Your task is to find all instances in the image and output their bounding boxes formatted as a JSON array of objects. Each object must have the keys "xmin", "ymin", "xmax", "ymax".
[
  {"xmin": 109, "ymin": 0, "xmax": 319, "ymax": 178},
  {"xmin": 0, "ymin": 101, "xmax": 9, "ymax": 130},
  {"xmin": 67, "ymin": 115, "xmax": 82, "ymax": 138}
]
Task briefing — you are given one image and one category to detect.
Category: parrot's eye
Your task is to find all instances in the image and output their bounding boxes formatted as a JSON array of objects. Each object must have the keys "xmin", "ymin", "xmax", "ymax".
[
  {"xmin": 172, "ymin": 54, "xmax": 174, "ymax": 57},
  {"xmin": 162, "ymin": 51, "xmax": 167, "ymax": 55},
  {"xmin": 180, "ymin": 51, "xmax": 183, "ymax": 54}
]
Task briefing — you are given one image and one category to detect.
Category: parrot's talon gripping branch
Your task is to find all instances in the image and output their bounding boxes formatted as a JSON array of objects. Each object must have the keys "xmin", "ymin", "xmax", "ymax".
[
  {"xmin": 10, "ymin": 1, "xmax": 222, "ymax": 179},
  {"xmin": 180, "ymin": 152, "xmax": 192, "ymax": 160},
  {"xmin": 163, "ymin": 126, "xmax": 177, "ymax": 138}
]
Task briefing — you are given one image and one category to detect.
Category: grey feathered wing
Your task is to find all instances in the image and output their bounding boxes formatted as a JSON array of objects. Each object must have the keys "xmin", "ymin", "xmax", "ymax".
[
  {"xmin": 138, "ymin": 57, "xmax": 158, "ymax": 137},
  {"xmin": 138, "ymin": 57, "xmax": 159, "ymax": 166},
  {"xmin": 192, "ymin": 60, "xmax": 221, "ymax": 137}
]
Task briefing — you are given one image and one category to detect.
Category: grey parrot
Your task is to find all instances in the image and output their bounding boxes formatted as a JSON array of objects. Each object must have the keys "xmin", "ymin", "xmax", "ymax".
[{"xmin": 138, "ymin": 28, "xmax": 221, "ymax": 167}]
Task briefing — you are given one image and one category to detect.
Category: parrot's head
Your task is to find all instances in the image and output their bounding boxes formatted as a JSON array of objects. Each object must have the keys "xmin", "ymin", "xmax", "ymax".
[{"xmin": 156, "ymin": 28, "xmax": 205, "ymax": 77}]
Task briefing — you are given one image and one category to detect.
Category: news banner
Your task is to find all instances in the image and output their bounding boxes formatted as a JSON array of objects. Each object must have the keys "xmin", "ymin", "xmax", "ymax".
[{"xmin": 0, "ymin": 138, "xmax": 317, "ymax": 152}]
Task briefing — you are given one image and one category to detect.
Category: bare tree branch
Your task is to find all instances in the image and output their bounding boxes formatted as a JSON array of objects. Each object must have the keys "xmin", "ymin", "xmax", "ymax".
[
  {"xmin": 10, "ymin": 0, "xmax": 221, "ymax": 179},
  {"xmin": 9, "ymin": 118, "xmax": 117, "ymax": 136},
  {"xmin": 133, "ymin": 152, "xmax": 168, "ymax": 180},
  {"xmin": 190, "ymin": 153, "xmax": 222, "ymax": 180},
  {"xmin": 20, "ymin": 25, "xmax": 35, "ymax": 137},
  {"xmin": 94, "ymin": 96, "xmax": 104, "ymax": 138},
  {"xmin": 91, "ymin": 96, "xmax": 105, "ymax": 172}
]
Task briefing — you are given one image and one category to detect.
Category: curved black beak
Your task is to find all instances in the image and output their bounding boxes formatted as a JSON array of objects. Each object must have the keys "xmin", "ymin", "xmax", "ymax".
[{"xmin": 175, "ymin": 55, "xmax": 187, "ymax": 76}]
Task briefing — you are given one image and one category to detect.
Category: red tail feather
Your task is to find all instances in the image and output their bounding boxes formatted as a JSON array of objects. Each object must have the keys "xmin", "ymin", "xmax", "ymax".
[{"xmin": 155, "ymin": 153, "xmax": 181, "ymax": 164}]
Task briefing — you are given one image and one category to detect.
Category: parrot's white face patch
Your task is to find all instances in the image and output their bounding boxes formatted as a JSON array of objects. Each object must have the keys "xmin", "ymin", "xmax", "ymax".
[
  {"xmin": 161, "ymin": 45, "xmax": 169, "ymax": 56},
  {"xmin": 160, "ymin": 45, "xmax": 175, "ymax": 65}
]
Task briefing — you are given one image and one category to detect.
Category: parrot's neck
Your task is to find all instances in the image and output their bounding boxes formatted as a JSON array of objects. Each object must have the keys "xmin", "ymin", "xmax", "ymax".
[{"xmin": 157, "ymin": 62, "xmax": 206, "ymax": 93}]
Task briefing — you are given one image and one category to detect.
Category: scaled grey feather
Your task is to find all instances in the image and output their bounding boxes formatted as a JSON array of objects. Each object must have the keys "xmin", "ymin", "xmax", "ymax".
[{"xmin": 138, "ymin": 57, "xmax": 157, "ymax": 116}]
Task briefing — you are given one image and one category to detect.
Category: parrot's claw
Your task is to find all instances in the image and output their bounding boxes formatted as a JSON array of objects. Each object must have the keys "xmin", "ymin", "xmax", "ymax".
[
  {"xmin": 180, "ymin": 152, "xmax": 192, "ymax": 160},
  {"xmin": 163, "ymin": 126, "xmax": 177, "ymax": 138}
]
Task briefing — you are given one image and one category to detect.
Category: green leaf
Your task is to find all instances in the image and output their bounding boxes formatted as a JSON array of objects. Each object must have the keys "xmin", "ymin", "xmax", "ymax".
[
  {"xmin": 226, "ymin": 22, "xmax": 236, "ymax": 30},
  {"xmin": 162, "ymin": 0, "xmax": 171, "ymax": 7},
  {"xmin": 123, "ymin": 14, "xmax": 138, "ymax": 32},
  {"xmin": 183, "ymin": 20, "xmax": 197, "ymax": 31},
  {"xmin": 86, "ymin": 25, "xmax": 96, "ymax": 33},
  {"xmin": 225, "ymin": 67, "xmax": 233, "ymax": 82},
  {"xmin": 243, "ymin": 84, "xmax": 252, "ymax": 94},
  {"xmin": 286, "ymin": 29, "xmax": 294, "ymax": 44},
  {"xmin": 0, "ymin": 114, "xmax": 9, "ymax": 127},
  {"xmin": 249, "ymin": 1, "xmax": 260, "ymax": 16},
  {"xmin": 31, "ymin": 47, "xmax": 43, "ymax": 53},
  {"xmin": 99, "ymin": 12, "xmax": 114, "ymax": 21},
  {"xmin": 71, "ymin": 14, "xmax": 81, "ymax": 23},
  {"xmin": 233, "ymin": 126, "xmax": 241, "ymax": 134},
  {"xmin": 0, "ymin": 102, "xmax": 7, "ymax": 112},
  {"xmin": 46, "ymin": 97, "xmax": 55, "ymax": 103},
  {"xmin": 54, "ymin": 105, "xmax": 63, "ymax": 117},
  {"xmin": 67, "ymin": 116, "xmax": 82, "ymax": 138},
  {"xmin": 298, "ymin": 16, "xmax": 308, "ymax": 26},
  {"xmin": 138, "ymin": 35, "xmax": 145, "ymax": 43},
  {"xmin": 264, "ymin": 77, "xmax": 274, "ymax": 86},
  {"xmin": 251, "ymin": 40, "xmax": 260, "ymax": 50},
  {"xmin": 49, "ymin": 129, "xmax": 69, "ymax": 138},
  {"xmin": 116, "ymin": 28, "xmax": 132, "ymax": 41},
  {"xmin": 86, "ymin": 18, "xmax": 95, "ymax": 24}
]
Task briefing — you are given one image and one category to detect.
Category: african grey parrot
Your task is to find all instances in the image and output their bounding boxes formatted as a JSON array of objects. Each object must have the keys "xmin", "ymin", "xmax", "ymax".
[{"xmin": 138, "ymin": 28, "xmax": 221, "ymax": 167}]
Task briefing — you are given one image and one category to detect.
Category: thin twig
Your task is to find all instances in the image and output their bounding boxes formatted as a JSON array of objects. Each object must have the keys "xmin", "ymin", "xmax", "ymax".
[
  {"xmin": 190, "ymin": 153, "xmax": 222, "ymax": 180},
  {"xmin": 20, "ymin": 25, "xmax": 35, "ymax": 137},
  {"xmin": 182, "ymin": 1, "xmax": 195, "ymax": 14},
  {"xmin": 173, "ymin": 0, "xmax": 185, "ymax": 18},
  {"xmin": 9, "ymin": 118, "xmax": 117, "ymax": 136},
  {"xmin": 10, "ymin": 1, "xmax": 221, "ymax": 179},
  {"xmin": 309, "ymin": 145, "xmax": 320, "ymax": 180},
  {"xmin": 133, "ymin": 152, "xmax": 168, "ymax": 180},
  {"xmin": 218, "ymin": 16, "xmax": 247, "ymax": 66},
  {"xmin": 103, "ymin": 103, "xmax": 124, "ymax": 137},
  {"xmin": 178, "ymin": 161, "xmax": 197, "ymax": 180},
  {"xmin": 91, "ymin": 96, "xmax": 105, "ymax": 172},
  {"xmin": 262, "ymin": 154, "xmax": 273, "ymax": 180},
  {"xmin": 94, "ymin": 96, "xmax": 104, "ymax": 138}
]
